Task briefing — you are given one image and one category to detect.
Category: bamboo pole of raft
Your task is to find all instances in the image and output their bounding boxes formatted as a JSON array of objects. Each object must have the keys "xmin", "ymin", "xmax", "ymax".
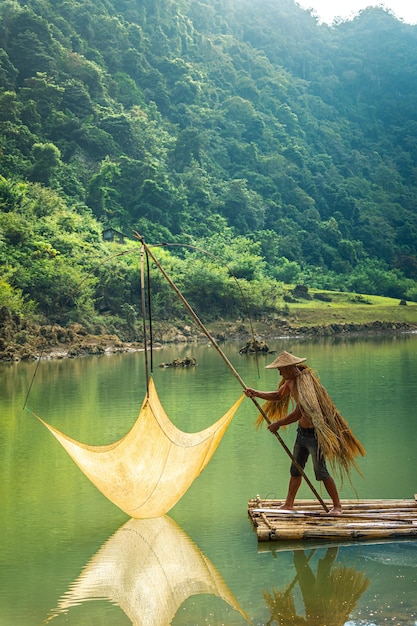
[
  {"xmin": 250, "ymin": 498, "xmax": 417, "ymax": 514},
  {"xmin": 256, "ymin": 525, "xmax": 417, "ymax": 542},
  {"xmin": 250, "ymin": 497, "xmax": 417, "ymax": 510},
  {"xmin": 135, "ymin": 233, "xmax": 329, "ymax": 512},
  {"xmin": 252, "ymin": 510, "xmax": 416, "ymax": 524}
]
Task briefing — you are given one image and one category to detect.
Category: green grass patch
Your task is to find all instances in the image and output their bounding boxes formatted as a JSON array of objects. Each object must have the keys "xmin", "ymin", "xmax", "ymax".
[{"xmin": 286, "ymin": 289, "xmax": 417, "ymax": 327}]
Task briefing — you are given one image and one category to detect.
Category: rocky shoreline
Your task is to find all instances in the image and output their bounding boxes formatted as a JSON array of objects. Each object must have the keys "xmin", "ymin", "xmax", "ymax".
[{"xmin": 1, "ymin": 306, "xmax": 416, "ymax": 362}]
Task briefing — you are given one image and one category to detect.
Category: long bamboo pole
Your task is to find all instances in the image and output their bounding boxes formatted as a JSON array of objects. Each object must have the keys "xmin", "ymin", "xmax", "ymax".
[
  {"xmin": 252, "ymin": 509, "xmax": 416, "ymax": 524},
  {"xmin": 140, "ymin": 246, "xmax": 150, "ymax": 396},
  {"xmin": 134, "ymin": 233, "xmax": 329, "ymax": 512}
]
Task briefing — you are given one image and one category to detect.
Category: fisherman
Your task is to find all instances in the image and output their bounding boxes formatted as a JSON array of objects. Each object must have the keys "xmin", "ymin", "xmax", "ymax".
[{"xmin": 245, "ymin": 351, "xmax": 365, "ymax": 515}]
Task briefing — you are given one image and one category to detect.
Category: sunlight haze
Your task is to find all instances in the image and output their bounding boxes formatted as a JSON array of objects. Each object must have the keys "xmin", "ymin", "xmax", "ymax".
[{"xmin": 296, "ymin": 1, "xmax": 417, "ymax": 24}]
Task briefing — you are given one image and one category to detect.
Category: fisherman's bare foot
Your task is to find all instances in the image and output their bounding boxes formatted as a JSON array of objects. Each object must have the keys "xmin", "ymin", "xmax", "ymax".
[
  {"xmin": 279, "ymin": 503, "xmax": 294, "ymax": 510},
  {"xmin": 328, "ymin": 506, "xmax": 343, "ymax": 516}
]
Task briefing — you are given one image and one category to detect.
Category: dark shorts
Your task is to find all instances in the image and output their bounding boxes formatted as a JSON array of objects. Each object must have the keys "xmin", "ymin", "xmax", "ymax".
[{"xmin": 290, "ymin": 426, "xmax": 330, "ymax": 481}]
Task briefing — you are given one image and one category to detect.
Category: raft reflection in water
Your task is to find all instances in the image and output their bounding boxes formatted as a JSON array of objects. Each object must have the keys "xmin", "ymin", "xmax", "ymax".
[
  {"xmin": 46, "ymin": 515, "xmax": 250, "ymax": 624},
  {"xmin": 263, "ymin": 547, "xmax": 370, "ymax": 626}
]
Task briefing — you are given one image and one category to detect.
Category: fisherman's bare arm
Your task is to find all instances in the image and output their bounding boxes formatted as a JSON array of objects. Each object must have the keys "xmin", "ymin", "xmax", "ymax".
[
  {"xmin": 268, "ymin": 405, "xmax": 302, "ymax": 433},
  {"xmin": 244, "ymin": 381, "xmax": 290, "ymax": 402},
  {"xmin": 244, "ymin": 388, "xmax": 282, "ymax": 401}
]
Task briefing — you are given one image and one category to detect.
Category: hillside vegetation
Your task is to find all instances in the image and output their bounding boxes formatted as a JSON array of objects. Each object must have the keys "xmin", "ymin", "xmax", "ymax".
[{"xmin": 1, "ymin": 0, "xmax": 417, "ymax": 350}]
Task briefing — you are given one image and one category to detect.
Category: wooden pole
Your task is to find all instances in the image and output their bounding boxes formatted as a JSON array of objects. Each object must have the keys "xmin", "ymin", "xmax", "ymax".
[
  {"xmin": 140, "ymin": 245, "xmax": 150, "ymax": 396},
  {"xmin": 134, "ymin": 233, "xmax": 329, "ymax": 512}
]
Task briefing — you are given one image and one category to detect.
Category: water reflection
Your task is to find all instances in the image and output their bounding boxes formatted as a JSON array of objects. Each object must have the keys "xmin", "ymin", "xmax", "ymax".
[
  {"xmin": 263, "ymin": 547, "xmax": 370, "ymax": 626},
  {"xmin": 46, "ymin": 515, "xmax": 250, "ymax": 625}
]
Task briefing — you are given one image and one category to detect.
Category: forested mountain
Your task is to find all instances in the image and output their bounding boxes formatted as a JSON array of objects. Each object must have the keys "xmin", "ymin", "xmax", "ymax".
[{"xmin": 1, "ymin": 0, "xmax": 417, "ymax": 333}]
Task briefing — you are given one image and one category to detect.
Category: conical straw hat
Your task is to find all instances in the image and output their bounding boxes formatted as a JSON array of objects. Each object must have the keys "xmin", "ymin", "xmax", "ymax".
[{"xmin": 265, "ymin": 351, "xmax": 307, "ymax": 369}]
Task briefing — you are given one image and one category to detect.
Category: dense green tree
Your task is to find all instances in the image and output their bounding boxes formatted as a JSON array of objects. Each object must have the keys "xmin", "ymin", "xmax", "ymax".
[
  {"xmin": 29, "ymin": 142, "xmax": 62, "ymax": 185},
  {"xmin": 86, "ymin": 158, "xmax": 122, "ymax": 220},
  {"xmin": 8, "ymin": 28, "xmax": 56, "ymax": 83},
  {"xmin": 19, "ymin": 72, "xmax": 64, "ymax": 120},
  {"xmin": 0, "ymin": 49, "xmax": 18, "ymax": 89},
  {"xmin": 61, "ymin": 79, "xmax": 94, "ymax": 118}
]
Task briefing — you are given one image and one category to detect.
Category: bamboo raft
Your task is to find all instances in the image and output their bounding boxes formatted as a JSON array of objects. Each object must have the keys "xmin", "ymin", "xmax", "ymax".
[{"xmin": 248, "ymin": 495, "xmax": 417, "ymax": 543}]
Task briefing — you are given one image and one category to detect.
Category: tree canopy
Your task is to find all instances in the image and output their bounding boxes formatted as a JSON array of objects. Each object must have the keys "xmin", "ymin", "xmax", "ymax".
[{"xmin": 1, "ymin": 0, "xmax": 417, "ymax": 329}]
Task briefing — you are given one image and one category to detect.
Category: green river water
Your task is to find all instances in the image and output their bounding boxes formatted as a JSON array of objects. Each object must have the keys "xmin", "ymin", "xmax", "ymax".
[{"xmin": 1, "ymin": 334, "xmax": 416, "ymax": 625}]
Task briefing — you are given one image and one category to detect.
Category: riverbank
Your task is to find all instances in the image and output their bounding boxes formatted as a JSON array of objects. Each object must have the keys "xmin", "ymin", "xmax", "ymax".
[{"xmin": 1, "ymin": 308, "xmax": 416, "ymax": 362}]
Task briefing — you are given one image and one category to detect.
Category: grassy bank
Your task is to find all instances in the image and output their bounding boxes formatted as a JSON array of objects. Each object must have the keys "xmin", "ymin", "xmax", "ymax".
[{"xmin": 285, "ymin": 290, "xmax": 417, "ymax": 328}]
